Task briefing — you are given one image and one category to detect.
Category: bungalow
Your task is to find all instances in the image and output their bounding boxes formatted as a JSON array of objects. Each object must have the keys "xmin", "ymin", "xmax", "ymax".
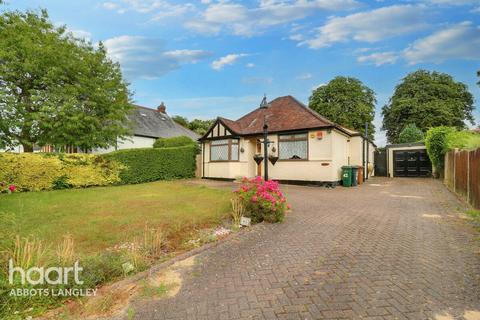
[
  {"xmin": 199, "ymin": 96, "xmax": 376, "ymax": 184},
  {"xmin": 92, "ymin": 103, "xmax": 199, "ymax": 154}
]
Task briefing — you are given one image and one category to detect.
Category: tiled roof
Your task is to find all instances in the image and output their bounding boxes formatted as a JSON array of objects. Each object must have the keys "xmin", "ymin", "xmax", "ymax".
[
  {"xmin": 204, "ymin": 96, "xmax": 359, "ymax": 138},
  {"xmin": 130, "ymin": 105, "xmax": 199, "ymax": 140}
]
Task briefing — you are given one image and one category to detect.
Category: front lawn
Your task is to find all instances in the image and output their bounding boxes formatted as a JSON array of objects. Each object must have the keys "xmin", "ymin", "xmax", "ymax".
[
  {"xmin": 0, "ymin": 180, "xmax": 230, "ymax": 254},
  {"xmin": 0, "ymin": 180, "xmax": 231, "ymax": 319}
]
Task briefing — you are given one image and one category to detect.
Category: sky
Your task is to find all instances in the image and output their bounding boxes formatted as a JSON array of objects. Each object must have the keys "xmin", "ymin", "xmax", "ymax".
[{"xmin": 6, "ymin": 0, "xmax": 480, "ymax": 146}]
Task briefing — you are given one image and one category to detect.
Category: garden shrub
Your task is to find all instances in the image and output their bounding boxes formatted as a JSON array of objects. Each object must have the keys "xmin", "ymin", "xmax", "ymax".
[
  {"xmin": 104, "ymin": 145, "xmax": 197, "ymax": 184},
  {"xmin": 0, "ymin": 153, "xmax": 123, "ymax": 192},
  {"xmin": 153, "ymin": 135, "xmax": 196, "ymax": 148},
  {"xmin": 425, "ymin": 127, "xmax": 455, "ymax": 173},
  {"xmin": 234, "ymin": 177, "xmax": 290, "ymax": 223},
  {"xmin": 425, "ymin": 127, "xmax": 480, "ymax": 176}
]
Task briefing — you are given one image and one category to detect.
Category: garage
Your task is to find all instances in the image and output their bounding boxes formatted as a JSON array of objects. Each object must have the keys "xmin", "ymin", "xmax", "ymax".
[{"xmin": 386, "ymin": 142, "xmax": 432, "ymax": 178}]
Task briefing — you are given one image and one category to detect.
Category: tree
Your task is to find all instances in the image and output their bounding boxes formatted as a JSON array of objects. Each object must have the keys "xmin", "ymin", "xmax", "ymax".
[
  {"xmin": 397, "ymin": 123, "xmax": 424, "ymax": 143},
  {"xmin": 0, "ymin": 10, "xmax": 132, "ymax": 152},
  {"xmin": 171, "ymin": 115, "xmax": 189, "ymax": 128},
  {"xmin": 188, "ymin": 119, "xmax": 214, "ymax": 135},
  {"xmin": 172, "ymin": 116, "xmax": 214, "ymax": 136},
  {"xmin": 382, "ymin": 70, "xmax": 474, "ymax": 143},
  {"xmin": 308, "ymin": 76, "xmax": 376, "ymax": 139}
]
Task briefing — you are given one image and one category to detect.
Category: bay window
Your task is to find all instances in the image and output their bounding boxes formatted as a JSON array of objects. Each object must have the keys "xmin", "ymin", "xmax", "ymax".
[{"xmin": 210, "ymin": 139, "xmax": 239, "ymax": 161}]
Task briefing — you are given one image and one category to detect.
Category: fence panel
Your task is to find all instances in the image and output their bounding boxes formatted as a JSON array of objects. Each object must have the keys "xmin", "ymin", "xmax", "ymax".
[
  {"xmin": 454, "ymin": 150, "xmax": 469, "ymax": 198},
  {"xmin": 444, "ymin": 151, "xmax": 455, "ymax": 190},
  {"xmin": 469, "ymin": 149, "xmax": 480, "ymax": 209}
]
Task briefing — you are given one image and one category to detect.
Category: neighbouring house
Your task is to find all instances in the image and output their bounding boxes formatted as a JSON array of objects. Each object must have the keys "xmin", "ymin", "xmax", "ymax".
[
  {"xmin": 199, "ymin": 95, "xmax": 376, "ymax": 184},
  {"xmin": 92, "ymin": 103, "xmax": 199, "ymax": 154},
  {"xmin": 1, "ymin": 103, "xmax": 199, "ymax": 153}
]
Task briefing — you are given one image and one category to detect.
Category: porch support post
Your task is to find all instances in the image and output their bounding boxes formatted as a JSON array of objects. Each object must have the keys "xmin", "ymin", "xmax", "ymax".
[{"xmin": 263, "ymin": 123, "xmax": 269, "ymax": 181}]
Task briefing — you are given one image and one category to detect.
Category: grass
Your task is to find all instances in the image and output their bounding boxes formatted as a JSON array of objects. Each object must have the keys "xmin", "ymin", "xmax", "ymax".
[
  {"xmin": 465, "ymin": 209, "xmax": 480, "ymax": 232},
  {"xmin": 0, "ymin": 180, "xmax": 231, "ymax": 255},
  {"xmin": 0, "ymin": 180, "xmax": 231, "ymax": 319}
]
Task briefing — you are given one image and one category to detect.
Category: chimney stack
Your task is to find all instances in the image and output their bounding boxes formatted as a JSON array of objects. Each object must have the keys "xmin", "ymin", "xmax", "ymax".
[{"xmin": 157, "ymin": 102, "xmax": 166, "ymax": 113}]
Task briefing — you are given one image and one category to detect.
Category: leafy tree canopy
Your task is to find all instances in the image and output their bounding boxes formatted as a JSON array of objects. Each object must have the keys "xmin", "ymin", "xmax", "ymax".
[
  {"xmin": 0, "ymin": 9, "xmax": 132, "ymax": 152},
  {"xmin": 172, "ymin": 116, "xmax": 214, "ymax": 136},
  {"xmin": 397, "ymin": 123, "xmax": 424, "ymax": 143},
  {"xmin": 382, "ymin": 70, "xmax": 474, "ymax": 143},
  {"xmin": 308, "ymin": 76, "xmax": 376, "ymax": 139}
]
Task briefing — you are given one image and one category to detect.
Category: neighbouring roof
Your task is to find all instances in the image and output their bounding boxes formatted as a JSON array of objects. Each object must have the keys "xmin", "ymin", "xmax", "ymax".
[
  {"xmin": 130, "ymin": 105, "xmax": 199, "ymax": 140},
  {"xmin": 201, "ymin": 95, "xmax": 363, "ymax": 139}
]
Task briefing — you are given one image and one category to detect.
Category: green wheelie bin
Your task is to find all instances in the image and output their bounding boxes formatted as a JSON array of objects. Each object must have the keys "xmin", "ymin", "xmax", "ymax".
[
  {"xmin": 341, "ymin": 166, "xmax": 353, "ymax": 187},
  {"xmin": 351, "ymin": 166, "xmax": 359, "ymax": 186}
]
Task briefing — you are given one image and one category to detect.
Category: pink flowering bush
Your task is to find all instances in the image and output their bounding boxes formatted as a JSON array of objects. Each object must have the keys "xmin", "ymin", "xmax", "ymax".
[
  {"xmin": 0, "ymin": 181, "xmax": 16, "ymax": 194},
  {"xmin": 234, "ymin": 176, "xmax": 290, "ymax": 223}
]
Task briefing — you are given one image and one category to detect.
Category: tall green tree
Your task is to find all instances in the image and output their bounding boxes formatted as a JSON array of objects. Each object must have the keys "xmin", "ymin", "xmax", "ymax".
[
  {"xmin": 0, "ymin": 10, "xmax": 132, "ymax": 152},
  {"xmin": 308, "ymin": 76, "xmax": 376, "ymax": 139},
  {"xmin": 172, "ymin": 116, "xmax": 214, "ymax": 136},
  {"xmin": 171, "ymin": 115, "xmax": 189, "ymax": 128},
  {"xmin": 382, "ymin": 70, "xmax": 474, "ymax": 143},
  {"xmin": 397, "ymin": 123, "xmax": 424, "ymax": 143}
]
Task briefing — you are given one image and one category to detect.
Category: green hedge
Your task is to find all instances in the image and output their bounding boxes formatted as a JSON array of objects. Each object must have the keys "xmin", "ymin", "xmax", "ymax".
[
  {"xmin": 425, "ymin": 126, "xmax": 480, "ymax": 176},
  {"xmin": 0, "ymin": 153, "xmax": 123, "ymax": 192},
  {"xmin": 153, "ymin": 135, "xmax": 196, "ymax": 148},
  {"xmin": 104, "ymin": 145, "xmax": 197, "ymax": 184}
]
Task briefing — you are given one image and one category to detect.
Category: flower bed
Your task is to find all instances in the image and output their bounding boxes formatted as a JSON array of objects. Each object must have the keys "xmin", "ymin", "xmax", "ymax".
[{"xmin": 234, "ymin": 177, "xmax": 290, "ymax": 223}]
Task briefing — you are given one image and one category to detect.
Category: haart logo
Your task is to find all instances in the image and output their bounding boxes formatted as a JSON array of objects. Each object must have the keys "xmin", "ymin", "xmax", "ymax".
[{"xmin": 8, "ymin": 259, "xmax": 84, "ymax": 285}]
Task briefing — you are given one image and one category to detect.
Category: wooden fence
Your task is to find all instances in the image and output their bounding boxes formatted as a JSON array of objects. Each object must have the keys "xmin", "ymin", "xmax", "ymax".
[{"xmin": 444, "ymin": 148, "xmax": 480, "ymax": 209}]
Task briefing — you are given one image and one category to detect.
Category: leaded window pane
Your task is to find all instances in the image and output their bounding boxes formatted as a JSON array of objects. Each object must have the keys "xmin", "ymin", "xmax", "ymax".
[
  {"xmin": 279, "ymin": 138, "xmax": 307, "ymax": 160},
  {"xmin": 210, "ymin": 138, "xmax": 239, "ymax": 161},
  {"xmin": 211, "ymin": 139, "xmax": 229, "ymax": 146},
  {"xmin": 231, "ymin": 144, "xmax": 239, "ymax": 160},
  {"xmin": 211, "ymin": 145, "xmax": 229, "ymax": 161}
]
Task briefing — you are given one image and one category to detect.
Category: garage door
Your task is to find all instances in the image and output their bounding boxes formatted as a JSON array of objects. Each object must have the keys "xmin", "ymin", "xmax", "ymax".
[{"xmin": 393, "ymin": 149, "xmax": 432, "ymax": 177}]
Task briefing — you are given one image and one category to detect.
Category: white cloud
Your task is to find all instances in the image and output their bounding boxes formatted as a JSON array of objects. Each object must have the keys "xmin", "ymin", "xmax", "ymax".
[
  {"xmin": 102, "ymin": 2, "xmax": 119, "ymax": 10},
  {"xmin": 471, "ymin": 6, "xmax": 480, "ymax": 13},
  {"xmin": 163, "ymin": 49, "xmax": 211, "ymax": 63},
  {"xmin": 297, "ymin": 73, "xmax": 313, "ymax": 80},
  {"xmin": 103, "ymin": 36, "xmax": 212, "ymax": 79},
  {"xmin": 211, "ymin": 54, "xmax": 249, "ymax": 70},
  {"xmin": 289, "ymin": 34, "xmax": 304, "ymax": 41},
  {"xmin": 185, "ymin": 0, "xmax": 359, "ymax": 36},
  {"xmin": 246, "ymin": 63, "xmax": 255, "ymax": 68},
  {"xmin": 424, "ymin": 0, "xmax": 479, "ymax": 5},
  {"xmin": 300, "ymin": 5, "xmax": 428, "ymax": 48},
  {"xmin": 404, "ymin": 22, "xmax": 480, "ymax": 64},
  {"xmin": 102, "ymin": 0, "xmax": 194, "ymax": 20},
  {"xmin": 357, "ymin": 51, "xmax": 398, "ymax": 66}
]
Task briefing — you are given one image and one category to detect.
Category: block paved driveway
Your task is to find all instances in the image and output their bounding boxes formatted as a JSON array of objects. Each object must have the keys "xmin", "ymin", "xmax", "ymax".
[{"xmin": 130, "ymin": 178, "xmax": 480, "ymax": 320}]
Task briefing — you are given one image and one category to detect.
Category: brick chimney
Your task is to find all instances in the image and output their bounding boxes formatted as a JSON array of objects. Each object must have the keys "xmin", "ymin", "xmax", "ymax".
[{"xmin": 157, "ymin": 102, "xmax": 166, "ymax": 113}]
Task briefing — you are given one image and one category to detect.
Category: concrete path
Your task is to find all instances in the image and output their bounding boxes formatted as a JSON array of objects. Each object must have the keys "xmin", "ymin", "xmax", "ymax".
[{"xmin": 128, "ymin": 178, "xmax": 480, "ymax": 320}]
